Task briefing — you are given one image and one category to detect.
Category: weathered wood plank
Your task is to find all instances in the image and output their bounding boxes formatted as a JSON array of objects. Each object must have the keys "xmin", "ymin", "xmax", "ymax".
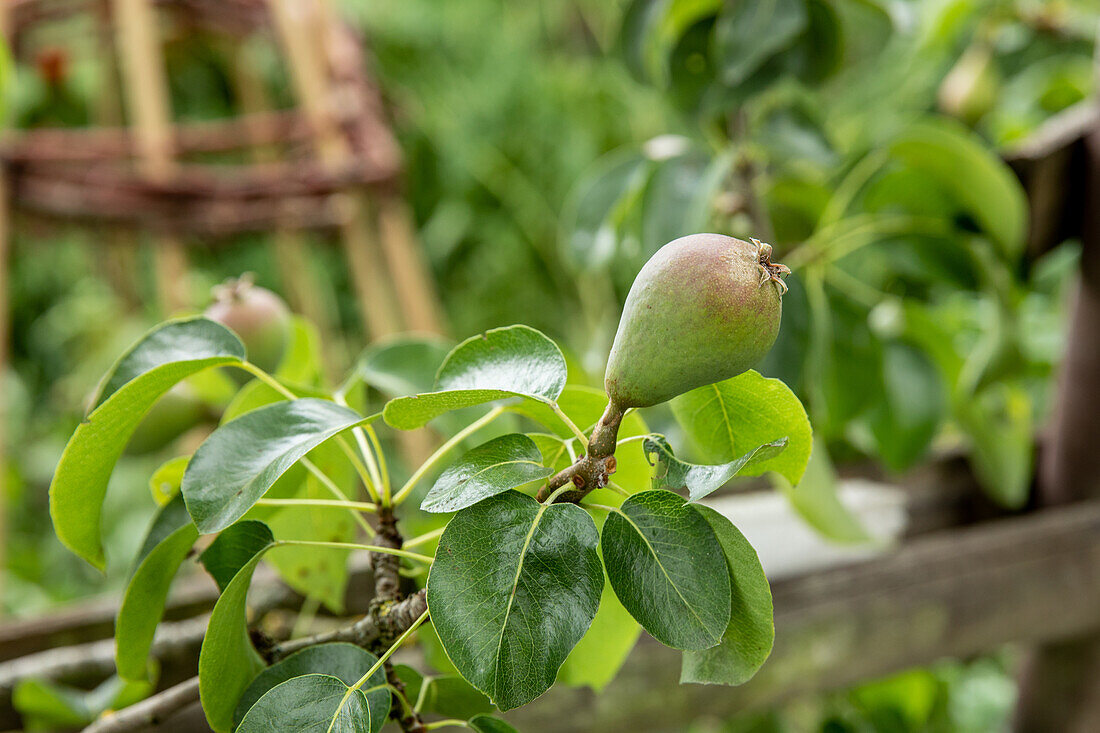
[{"xmin": 507, "ymin": 500, "xmax": 1100, "ymax": 733}]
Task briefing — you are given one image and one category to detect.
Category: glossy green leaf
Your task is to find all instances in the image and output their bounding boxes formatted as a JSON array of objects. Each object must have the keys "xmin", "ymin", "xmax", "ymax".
[
  {"xmin": 644, "ymin": 434, "xmax": 788, "ymax": 501},
  {"xmin": 236, "ymin": 674, "xmax": 379, "ymax": 733},
  {"xmin": 182, "ymin": 399, "xmax": 378, "ymax": 533},
  {"xmin": 715, "ymin": 0, "xmax": 806, "ymax": 85},
  {"xmin": 888, "ymin": 119, "xmax": 1027, "ymax": 258},
  {"xmin": 198, "ymin": 521, "xmax": 276, "ymax": 733},
  {"xmin": 234, "ymin": 643, "xmax": 388, "ymax": 730},
  {"xmin": 426, "ymin": 491, "xmax": 603, "ymax": 710},
  {"xmin": 671, "ymin": 370, "xmax": 812, "ymax": 486},
  {"xmin": 116, "ymin": 496, "xmax": 198, "ymax": 681},
  {"xmin": 469, "ymin": 715, "xmax": 521, "ymax": 733},
  {"xmin": 148, "ymin": 455, "xmax": 189, "ymax": 506},
  {"xmin": 773, "ymin": 439, "xmax": 870, "ymax": 543},
  {"xmin": 562, "ymin": 150, "xmax": 650, "ymax": 270},
  {"xmin": 383, "ymin": 326, "xmax": 567, "ymax": 430},
  {"xmin": 421, "ymin": 434, "xmax": 553, "ymax": 513},
  {"xmin": 602, "ymin": 490, "xmax": 730, "ymax": 650},
  {"xmin": 200, "ymin": 520, "xmax": 276, "ymax": 593},
  {"xmin": 50, "ymin": 318, "xmax": 244, "ymax": 570},
  {"xmin": 681, "ymin": 506, "xmax": 774, "ymax": 686},
  {"xmin": 358, "ymin": 335, "xmax": 454, "ymax": 397},
  {"xmin": 557, "ymin": 564, "xmax": 641, "ymax": 692}
]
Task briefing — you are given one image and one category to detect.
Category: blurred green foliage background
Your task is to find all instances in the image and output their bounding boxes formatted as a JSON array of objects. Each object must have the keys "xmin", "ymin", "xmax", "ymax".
[{"xmin": 2, "ymin": 0, "xmax": 1097, "ymax": 728}]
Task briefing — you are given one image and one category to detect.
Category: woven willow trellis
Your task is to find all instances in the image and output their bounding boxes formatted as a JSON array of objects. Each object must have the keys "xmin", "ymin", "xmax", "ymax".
[{"xmin": 0, "ymin": 0, "xmax": 444, "ymax": 340}]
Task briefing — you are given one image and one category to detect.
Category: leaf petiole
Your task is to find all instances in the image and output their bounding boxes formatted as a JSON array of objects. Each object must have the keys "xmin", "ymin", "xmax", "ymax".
[
  {"xmin": 403, "ymin": 527, "xmax": 446, "ymax": 550},
  {"xmin": 424, "ymin": 721, "xmax": 469, "ymax": 731},
  {"xmin": 392, "ymin": 405, "xmax": 507, "ymax": 506},
  {"xmin": 551, "ymin": 403, "xmax": 589, "ymax": 449},
  {"xmin": 276, "ymin": 540, "xmax": 434, "ymax": 565}
]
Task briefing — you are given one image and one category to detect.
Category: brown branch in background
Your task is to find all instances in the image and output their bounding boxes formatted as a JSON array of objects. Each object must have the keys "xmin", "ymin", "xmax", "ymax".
[
  {"xmin": 386, "ymin": 661, "xmax": 427, "ymax": 733},
  {"xmin": 83, "ymin": 677, "xmax": 201, "ymax": 733},
  {"xmin": 728, "ymin": 109, "xmax": 774, "ymax": 244}
]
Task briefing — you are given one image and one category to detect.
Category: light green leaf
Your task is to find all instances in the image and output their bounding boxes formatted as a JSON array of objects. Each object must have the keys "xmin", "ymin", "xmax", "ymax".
[
  {"xmin": 358, "ymin": 335, "xmax": 454, "ymax": 397},
  {"xmin": 644, "ymin": 434, "xmax": 788, "ymax": 501},
  {"xmin": 469, "ymin": 715, "xmax": 521, "ymax": 733},
  {"xmin": 264, "ymin": 442, "xmax": 356, "ymax": 613},
  {"xmin": 198, "ymin": 521, "xmax": 276, "ymax": 733},
  {"xmin": 383, "ymin": 326, "xmax": 567, "ymax": 430},
  {"xmin": 773, "ymin": 439, "xmax": 870, "ymax": 543},
  {"xmin": 391, "ymin": 665, "xmax": 494, "ymax": 720},
  {"xmin": 236, "ymin": 674, "xmax": 378, "ymax": 733},
  {"xmin": 671, "ymin": 370, "xmax": 812, "ymax": 486},
  {"xmin": 50, "ymin": 318, "xmax": 245, "ymax": 570},
  {"xmin": 13, "ymin": 676, "xmax": 154, "ymax": 730},
  {"xmin": 681, "ymin": 506, "xmax": 774, "ymax": 686},
  {"xmin": 957, "ymin": 383, "xmax": 1032, "ymax": 509},
  {"xmin": 148, "ymin": 455, "xmax": 189, "ymax": 506},
  {"xmin": 602, "ymin": 490, "xmax": 730, "ymax": 650},
  {"xmin": 421, "ymin": 434, "xmax": 553, "ymax": 513},
  {"xmin": 275, "ymin": 316, "xmax": 324, "ymax": 384},
  {"xmin": 182, "ymin": 399, "xmax": 379, "ymax": 533},
  {"xmin": 888, "ymin": 119, "xmax": 1027, "ymax": 258},
  {"xmin": 715, "ymin": 0, "xmax": 806, "ymax": 85},
  {"xmin": 557, "ymin": 565, "xmax": 641, "ymax": 692},
  {"xmin": 511, "ymin": 385, "xmax": 654, "ymax": 500},
  {"xmin": 234, "ymin": 644, "xmax": 388, "ymax": 730},
  {"xmin": 116, "ymin": 496, "xmax": 198, "ymax": 681},
  {"xmin": 221, "ymin": 379, "xmax": 329, "ymax": 425},
  {"xmin": 427, "ymin": 491, "xmax": 603, "ymax": 710}
]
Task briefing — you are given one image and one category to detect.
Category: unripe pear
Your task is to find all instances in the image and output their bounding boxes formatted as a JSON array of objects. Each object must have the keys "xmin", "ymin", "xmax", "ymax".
[
  {"xmin": 204, "ymin": 275, "xmax": 290, "ymax": 378},
  {"xmin": 604, "ymin": 233, "xmax": 787, "ymax": 409}
]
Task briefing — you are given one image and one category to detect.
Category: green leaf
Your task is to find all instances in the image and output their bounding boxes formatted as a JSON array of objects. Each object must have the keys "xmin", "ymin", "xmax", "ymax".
[
  {"xmin": 511, "ymin": 385, "xmax": 654, "ymax": 500},
  {"xmin": 94, "ymin": 318, "xmax": 245, "ymax": 407},
  {"xmin": 644, "ymin": 434, "xmax": 788, "ymax": 501},
  {"xmin": 182, "ymin": 399, "xmax": 379, "ymax": 533},
  {"xmin": 715, "ymin": 0, "xmax": 806, "ymax": 85},
  {"xmin": 469, "ymin": 715, "xmax": 521, "ymax": 733},
  {"xmin": 957, "ymin": 383, "xmax": 1032, "ymax": 509},
  {"xmin": 198, "ymin": 521, "xmax": 276, "ymax": 733},
  {"xmin": 234, "ymin": 643, "xmax": 388, "ymax": 730},
  {"xmin": 391, "ymin": 665, "xmax": 494, "ymax": 720},
  {"xmin": 671, "ymin": 370, "xmax": 812, "ymax": 486},
  {"xmin": 200, "ymin": 520, "xmax": 276, "ymax": 592},
  {"xmin": 681, "ymin": 506, "xmax": 774, "ymax": 686},
  {"xmin": 556, "ymin": 565, "xmax": 641, "ymax": 692},
  {"xmin": 275, "ymin": 316, "xmax": 324, "ymax": 384},
  {"xmin": 13, "ymin": 676, "xmax": 154, "ymax": 729},
  {"xmin": 421, "ymin": 434, "xmax": 553, "ymax": 513},
  {"xmin": 148, "ymin": 455, "xmax": 189, "ymax": 506},
  {"xmin": 221, "ymin": 379, "xmax": 329, "ymax": 424},
  {"xmin": 50, "ymin": 318, "xmax": 244, "ymax": 570},
  {"xmin": 601, "ymin": 490, "xmax": 730, "ymax": 650},
  {"xmin": 383, "ymin": 326, "xmax": 567, "ymax": 430},
  {"xmin": 773, "ymin": 439, "xmax": 870, "ymax": 543},
  {"xmin": 867, "ymin": 342, "xmax": 946, "ymax": 472},
  {"xmin": 236, "ymin": 674, "xmax": 380, "ymax": 733},
  {"xmin": 264, "ymin": 442, "xmax": 356, "ymax": 613},
  {"xmin": 358, "ymin": 335, "xmax": 454, "ymax": 397},
  {"xmin": 116, "ymin": 496, "xmax": 198, "ymax": 681},
  {"xmin": 133, "ymin": 492, "xmax": 192, "ymax": 568},
  {"xmin": 426, "ymin": 491, "xmax": 603, "ymax": 710},
  {"xmin": 888, "ymin": 119, "xmax": 1027, "ymax": 258}
]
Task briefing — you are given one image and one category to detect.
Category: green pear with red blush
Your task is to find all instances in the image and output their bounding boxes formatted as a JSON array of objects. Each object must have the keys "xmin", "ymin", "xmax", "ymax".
[{"xmin": 604, "ymin": 233, "xmax": 787, "ymax": 409}]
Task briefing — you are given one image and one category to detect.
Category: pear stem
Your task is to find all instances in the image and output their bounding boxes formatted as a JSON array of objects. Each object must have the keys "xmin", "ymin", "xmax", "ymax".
[{"xmin": 536, "ymin": 401, "xmax": 625, "ymax": 503}]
